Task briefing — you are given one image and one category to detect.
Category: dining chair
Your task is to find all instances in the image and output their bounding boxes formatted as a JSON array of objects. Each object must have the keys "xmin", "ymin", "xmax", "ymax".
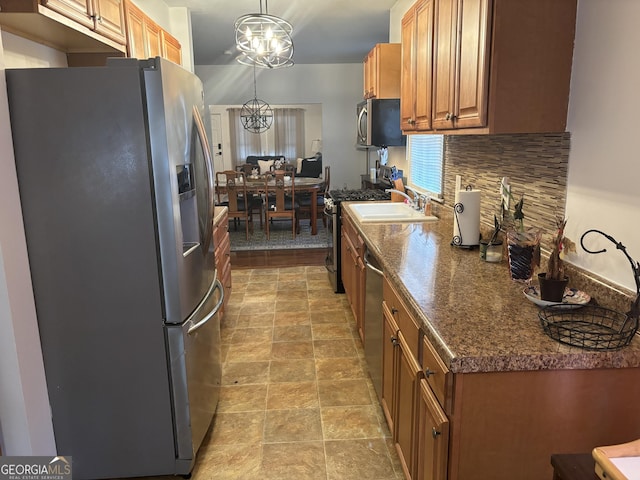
[
  {"xmin": 297, "ymin": 165, "xmax": 329, "ymax": 229},
  {"xmin": 215, "ymin": 170, "xmax": 262, "ymax": 240},
  {"xmin": 264, "ymin": 170, "xmax": 299, "ymax": 240}
]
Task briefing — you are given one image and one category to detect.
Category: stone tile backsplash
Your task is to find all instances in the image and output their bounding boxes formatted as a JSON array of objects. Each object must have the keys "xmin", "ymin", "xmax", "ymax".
[{"xmin": 442, "ymin": 133, "xmax": 570, "ymax": 237}]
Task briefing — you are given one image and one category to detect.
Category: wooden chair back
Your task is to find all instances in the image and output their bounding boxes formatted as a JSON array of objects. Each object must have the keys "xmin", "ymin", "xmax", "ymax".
[
  {"xmin": 264, "ymin": 170, "xmax": 298, "ymax": 239},
  {"xmin": 216, "ymin": 170, "xmax": 252, "ymax": 239}
]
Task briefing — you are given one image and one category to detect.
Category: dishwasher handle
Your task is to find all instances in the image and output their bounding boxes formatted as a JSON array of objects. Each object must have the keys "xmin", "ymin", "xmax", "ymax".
[{"xmin": 364, "ymin": 252, "xmax": 383, "ymax": 276}]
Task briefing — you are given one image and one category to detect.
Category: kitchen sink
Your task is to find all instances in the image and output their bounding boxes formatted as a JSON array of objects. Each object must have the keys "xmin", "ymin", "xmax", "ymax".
[{"xmin": 349, "ymin": 202, "xmax": 438, "ymax": 223}]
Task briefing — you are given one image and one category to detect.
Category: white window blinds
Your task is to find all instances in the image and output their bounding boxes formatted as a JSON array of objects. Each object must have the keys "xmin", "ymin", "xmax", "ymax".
[{"xmin": 409, "ymin": 134, "xmax": 444, "ymax": 196}]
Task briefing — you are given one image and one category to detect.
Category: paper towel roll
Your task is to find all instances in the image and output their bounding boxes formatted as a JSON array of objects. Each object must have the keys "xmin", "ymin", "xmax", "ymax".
[{"xmin": 453, "ymin": 189, "xmax": 481, "ymax": 246}]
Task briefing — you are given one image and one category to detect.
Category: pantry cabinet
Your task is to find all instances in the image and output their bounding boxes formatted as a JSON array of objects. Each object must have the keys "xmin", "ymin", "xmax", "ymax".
[
  {"xmin": 401, "ymin": 0, "xmax": 434, "ymax": 131},
  {"xmin": 400, "ymin": 0, "xmax": 577, "ymax": 134},
  {"xmin": 341, "ymin": 212, "xmax": 365, "ymax": 342},
  {"xmin": 363, "ymin": 43, "xmax": 402, "ymax": 99}
]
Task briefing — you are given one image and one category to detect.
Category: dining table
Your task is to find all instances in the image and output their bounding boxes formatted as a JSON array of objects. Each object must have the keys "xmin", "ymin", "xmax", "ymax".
[{"xmin": 216, "ymin": 175, "xmax": 326, "ymax": 236}]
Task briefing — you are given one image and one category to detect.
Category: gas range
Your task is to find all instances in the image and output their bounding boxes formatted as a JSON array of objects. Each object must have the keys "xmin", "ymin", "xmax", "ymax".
[{"xmin": 325, "ymin": 189, "xmax": 391, "ymax": 293}]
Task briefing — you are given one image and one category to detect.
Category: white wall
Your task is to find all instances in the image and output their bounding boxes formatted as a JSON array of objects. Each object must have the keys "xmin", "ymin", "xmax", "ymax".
[
  {"xmin": 0, "ymin": 32, "xmax": 58, "ymax": 455},
  {"xmin": 196, "ymin": 63, "xmax": 366, "ymax": 190},
  {"xmin": 564, "ymin": 0, "xmax": 640, "ymax": 292}
]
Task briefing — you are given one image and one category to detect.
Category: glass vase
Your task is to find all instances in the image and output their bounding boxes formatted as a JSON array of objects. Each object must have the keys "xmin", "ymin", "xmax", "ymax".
[{"xmin": 506, "ymin": 228, "xmax": 541, "ymax": 282}]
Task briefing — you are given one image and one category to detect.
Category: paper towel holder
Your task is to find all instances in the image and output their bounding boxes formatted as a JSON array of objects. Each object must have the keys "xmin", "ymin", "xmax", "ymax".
[{"xmin": 451, "ymin": 184, "xmax": 480, "ymax": 249}]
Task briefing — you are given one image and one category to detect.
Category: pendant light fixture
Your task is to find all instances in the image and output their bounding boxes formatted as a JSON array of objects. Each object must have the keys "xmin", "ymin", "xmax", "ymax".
[
  {"xmin": 234, "ymin": 0, "xmax": 294, "ymax": 69},
  {"xmin": 240, "ymin": 65, "xmax": 273, "ymax": 133}
]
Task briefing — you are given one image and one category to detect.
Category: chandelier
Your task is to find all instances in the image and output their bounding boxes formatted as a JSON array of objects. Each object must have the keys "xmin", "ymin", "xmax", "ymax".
[
  {"xmin": 240, "ymin": 66, "xmax": 273, "ymax": 133},
  {"xmin": 234, "ymin": 0, "xmax": 294, "ymax": 69}
]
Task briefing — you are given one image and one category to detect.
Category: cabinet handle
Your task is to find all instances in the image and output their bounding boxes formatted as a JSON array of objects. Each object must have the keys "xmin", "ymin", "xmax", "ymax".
[
  {"xmin": 432, "ymin": 427, "xmax": 441, "ymax": 439},
  {"xmin": 424, "ymin": 368, "xmax": 436, "ymax": 378},
  {"xmin": 390, "ymin": 335, "xmax": 398, "ymax": 346},
  {"xmin": 391, "ymin": 307, "xmax": 398, "ymax": 315}
]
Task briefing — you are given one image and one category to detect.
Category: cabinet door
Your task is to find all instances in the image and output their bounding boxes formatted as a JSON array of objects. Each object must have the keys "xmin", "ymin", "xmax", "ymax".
[
  {"xmin": 162, "ymin": 30, "xmax": 182, "ymax": 65},
  {"xmin": 364, "ymin": 49, "xmax": 375, "ymax": 98},
  {"xmin": 144, "ymin": 19, "xmax": 162, "ymax": 58},
  {"xmin": 400, "ymin": 8, "xmax": 417, "ymax": 131},
  {"xmin": 454, "ymin": 0, "xmax": 491, "ymax": 128},
  {"xmin": 417, "ymin": 379, "xmax": 449, "ymax": 480},
  {"xmin": 432, "ymin": 0, "xmax": 457, "ymax": 130},
  {"xmin": 43, "ymin": 0, "xmax": 93, "ymax": 28},
  {"xmin": 355, "ymin": 254, "xmax": 365, "ymax": 343},
  {"xmin": 381, "ymin": 306, "xmax": 399, "ymax": 433},
  {"xmin": 341, "ymin": 231, "xmax": 356, "ymax": 317},
  {"xmin": 124, "ymin": 0, "xmax": 145, "ymax": 58},
  {"xmin": 395, "ymin": 332, "xmax": 422, "ymax": 479},
  {"xmin": 413, "ymin": 0, "xmax": 434, "ymax": 130},
  {"xmin": 92, "ymin": 0, "xmax": 125, "ymax": 44}
]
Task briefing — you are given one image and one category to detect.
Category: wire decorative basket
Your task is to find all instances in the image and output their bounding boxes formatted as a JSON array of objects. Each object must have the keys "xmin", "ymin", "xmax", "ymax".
[{"xmin": 539, "ymin": 305, "xmax": 638, "ymax": 351}]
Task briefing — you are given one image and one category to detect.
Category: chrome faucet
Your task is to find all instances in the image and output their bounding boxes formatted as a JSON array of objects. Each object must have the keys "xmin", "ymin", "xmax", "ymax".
[{"xmin": 385, "ymin": 189, "xmax": 416, "ymax": 208}]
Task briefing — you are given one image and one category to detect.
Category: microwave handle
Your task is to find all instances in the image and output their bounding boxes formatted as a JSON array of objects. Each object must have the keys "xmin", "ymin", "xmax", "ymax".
[{"xmin": 357, "ymin": 106, "xmax": 367, "ymax": 142}]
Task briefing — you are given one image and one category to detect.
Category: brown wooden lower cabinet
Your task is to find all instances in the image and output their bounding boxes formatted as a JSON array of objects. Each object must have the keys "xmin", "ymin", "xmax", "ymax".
[
  {"xmin": 213, "ymin": 208, "xmax": 231, "ymax": 315},
  {"xmin": 380, "ymin": 273, "xmax": 640, "ymax": 480},
  {"xmin": 341, "ymin": 212, "xmax": 365, "ymax": 342},
  {"xmin": 416, "ymin": 378, "xmax": 449, "ymax": 480},
  {"xmin": 395, "ymin": 331, "xmax": 422, "ymax": 479}
]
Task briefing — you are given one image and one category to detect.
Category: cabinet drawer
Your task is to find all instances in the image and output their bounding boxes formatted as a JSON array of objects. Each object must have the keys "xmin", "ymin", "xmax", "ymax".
[
  {"xmin": 213, "ymin": 213, "xmax": 229, "ymax": 247},
  {"xmin": 383, "ymin": 276, "xmax": 421, "ymax": 360},
  {"xmin": 422, "ymin": 334, "xmax": 449, "ymax": 408}
]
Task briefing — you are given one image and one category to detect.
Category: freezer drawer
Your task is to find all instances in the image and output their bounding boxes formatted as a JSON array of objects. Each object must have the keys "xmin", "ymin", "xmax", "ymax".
[{"xmin": 166, "ymin": 277, "xmax": 223, "ymax": 473}]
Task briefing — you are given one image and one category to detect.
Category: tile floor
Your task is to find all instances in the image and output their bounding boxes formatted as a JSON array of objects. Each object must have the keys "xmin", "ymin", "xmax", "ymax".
[{"xmin": 192, "ymin": 265, "xmax": 404, "ymax": 480}]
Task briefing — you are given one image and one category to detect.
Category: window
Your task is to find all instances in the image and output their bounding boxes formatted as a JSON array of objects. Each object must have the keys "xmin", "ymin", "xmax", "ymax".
[
  {"xmin": 408, "ymin": 134, "xmax": 444, "ymax": 196},
  {"xmin": 409, "ymin": 134, "xmax": 444, "ymax": 195},
  {"xmin": 228, "ymin": 108, "xmax": 305, "ymax": 163}
]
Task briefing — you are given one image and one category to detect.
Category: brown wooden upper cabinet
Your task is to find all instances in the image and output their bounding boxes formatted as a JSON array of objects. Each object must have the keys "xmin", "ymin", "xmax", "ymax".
[
  {"xmin": 44, "ymin": 0, "xmax": 126, "ymax": 44},
  {"xmin": 0, "ymin": 0, "xmax": 126, "ymax": 53},
  {"xmin": 124, "ymin": 0, "xmax": 181, "ymax": 65},
  {"xmin": 363, "ymin": 43, "xmax": 402, "ymax": 99},
  {"xmin": 401, "ymin": 0, "xmax": 434, "ymax": 131},
  {"xmin": 401, "ymin": 0, "xmax": 577, "ymax": 134}
]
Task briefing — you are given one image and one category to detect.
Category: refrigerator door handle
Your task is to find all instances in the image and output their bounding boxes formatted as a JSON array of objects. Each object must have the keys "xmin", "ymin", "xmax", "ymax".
[
  {"xmin": 187, "ymin": 278, "xmax": 224, "ymax": 335},
  {"xmin": 192, "ymin": 105, "xmax": 215, "ymax": 249}
]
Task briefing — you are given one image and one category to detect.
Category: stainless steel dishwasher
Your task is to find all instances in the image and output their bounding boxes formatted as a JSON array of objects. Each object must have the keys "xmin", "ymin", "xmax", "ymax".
[{"xmin": 364, "ymin": 250, "xmax": 384, "ymax": 402}]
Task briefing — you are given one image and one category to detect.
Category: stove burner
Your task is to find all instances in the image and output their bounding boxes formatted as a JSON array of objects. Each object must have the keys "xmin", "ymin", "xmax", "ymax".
[{"xmin": 329, "ymin": 189, "xmax": 391, "ymax": 202}]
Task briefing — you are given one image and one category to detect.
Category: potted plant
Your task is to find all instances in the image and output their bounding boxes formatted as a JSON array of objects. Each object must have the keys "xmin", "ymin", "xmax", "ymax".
[
  {"xmin": 538, "ymin": 218, "xmax": 575, "ymax": 302},
  {"xmin": 503, "ymin": 193, "xmax": 541, "ymax": 282}
]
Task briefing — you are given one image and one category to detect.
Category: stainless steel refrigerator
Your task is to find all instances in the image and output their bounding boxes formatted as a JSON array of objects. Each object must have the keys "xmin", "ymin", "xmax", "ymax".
[{"xmin": 6, "ymin": 57, "xmax": 222, "ymax": 479}]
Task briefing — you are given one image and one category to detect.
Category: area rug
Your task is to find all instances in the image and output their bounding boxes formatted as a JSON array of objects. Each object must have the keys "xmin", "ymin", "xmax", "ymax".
[{"xmin": 228, "ymin": 219, "xmax": 331, "ymax": 251}]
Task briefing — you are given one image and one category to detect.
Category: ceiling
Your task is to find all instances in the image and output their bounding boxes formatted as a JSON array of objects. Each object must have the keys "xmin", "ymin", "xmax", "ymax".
[{"xmin": 162, "ymin": 0, "xmax": 397, "ymax": 65}]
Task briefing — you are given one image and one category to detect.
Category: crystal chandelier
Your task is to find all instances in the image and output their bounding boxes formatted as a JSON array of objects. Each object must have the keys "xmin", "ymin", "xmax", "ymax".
[
  {"xmin": 240, "ymin": 66, "xmax": 273, "ymax": 133},
  {"xmin": 234, "ymin": 0, "xmax": 294, "ymax": 69}
]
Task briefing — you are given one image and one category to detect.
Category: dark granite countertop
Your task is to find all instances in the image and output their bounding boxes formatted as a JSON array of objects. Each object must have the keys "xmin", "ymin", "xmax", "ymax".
[{"xmin": 343, "ymin": 202, "xmax": 640, "ymax": 374}]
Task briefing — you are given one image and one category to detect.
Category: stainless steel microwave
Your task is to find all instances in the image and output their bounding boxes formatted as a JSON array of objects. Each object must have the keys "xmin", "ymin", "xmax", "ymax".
[{"xmin": 356, "ymin": 98, "xmax": 406, "ymax": 148}]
